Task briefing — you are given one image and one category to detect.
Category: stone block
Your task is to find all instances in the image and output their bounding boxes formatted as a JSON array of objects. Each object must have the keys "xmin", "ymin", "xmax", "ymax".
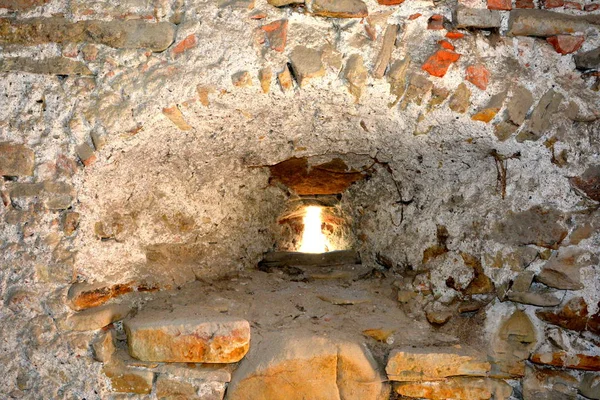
[
  {"xmin": 0, "ymin": 57, "xmax": 93, "ymax": 75},
  {"xmin": 310, "ymin": 0, "xmax": 368, "ymax": 18},
  {"xmin": 125, "ymin": 309, "xmax": 250, "ymax": 363},
  {"xmin": 454, "ymin": 6, "xmax": 501, "ymax": 29},
  {"xmin": 102, "ymin": 363, "xmax": 154, "ymax": 394},
  {"xmin": 66, "ymin": 303, "xmax": 130, "ymax": 331},
  {"xmin": 289, "ymin": 46, "xmax": 325, "ymax": 88}
]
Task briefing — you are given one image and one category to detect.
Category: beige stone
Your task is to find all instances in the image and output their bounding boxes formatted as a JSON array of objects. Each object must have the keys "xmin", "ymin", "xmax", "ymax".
[
  {"xmin": 92, "ymin": 329, "xmax": 116, "ymax": 362},
  {"xmin": 226, "ymin": 333, "xmax": 389, "ymax": 399},
  {"xmin": 125, "ymin": 309, "xmax": 250, "ymax": 363},
  {"xmin": 0, "ymin": 57, "xmax": 93, "ymax": 75},
  {"xmin": 156, "ymin": 375, "xmax": 200, "ymax": 399},
  {"xmin": 490, "ymin": 310, "xmax": 536, "ymax": 378},
  {"xmin": 278, "ymin": 65, "xmax": 294, "ymax": 91},
  {"xmin": 449, "ymin": 83, "xmax": 471, "ymax": 113},
  {"xmin": 163, "ymin": 105, "xmax": 193, "ymax": 131},
  {"xmin": 0, "ymin": 142, "xmax": 35, "ymax": 177},
  {"xmin": 102, "ymin": 363, "xmax": 154, "ymax": 394},
  {"xmin": 232, "ymin": 71, "xmax": 252, "ymax": 87},
  {"xmin": 372, "ymin": 24, "xmax": 398, "ymax": 79},
  {"xmin": 386, "ymin": 347, "xmax": 490, "ymax": 381},
  {"xmin": 258, "ymin": 67, "xmax": 272, "ymax": 93},
  {"xmin": 66, "ymin": 303, "xmax": 130, "ymax": 331},
  {"xmin": 344, "ymin": 54, "xmax": 368, "ymax": 102},
  {"xmin": 507, "ymin": 85, "xmax": 533, "ymax": 125}
]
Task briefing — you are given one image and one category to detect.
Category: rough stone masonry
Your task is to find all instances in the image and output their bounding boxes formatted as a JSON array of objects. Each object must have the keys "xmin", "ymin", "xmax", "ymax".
[{"xmin": 1, "ymin": 0, "xmax": 600, "ymax": 398}]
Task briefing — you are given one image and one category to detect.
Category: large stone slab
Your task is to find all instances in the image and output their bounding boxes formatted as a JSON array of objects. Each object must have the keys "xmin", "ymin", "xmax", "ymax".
[
  {"xmin": 259, "ymin": 250, "xmax": 361, "ymax": 269},
  {"xmin": 386, "ymin": 346, "xmax": 490, "ymax": 381},
  {"xmin": 0, "ymin": 17, "xmax": 176, "ymax": 52},
  {"xmin": 0, "ymin": 57, "xmax": 93, "ymax": 75},
  {"xmin": 508, "ymin": 9, "xmax": 599, "ymax": 37},
  {"xmin": 125, "ymin": 308, "xmax": 250, "ymax": 363},
  {"xmin": 530, "ymin": 352, "xmax": 600, "ymax": 371},
  {"xmin": 226, "ymin": 333, "xmax": 389, "ymax": 400}
]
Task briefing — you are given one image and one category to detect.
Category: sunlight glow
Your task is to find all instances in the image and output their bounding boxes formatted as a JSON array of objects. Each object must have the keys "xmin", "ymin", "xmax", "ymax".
[{"xmin": 299, "ymin": 206, "xmax": 328, "ymax": 253}]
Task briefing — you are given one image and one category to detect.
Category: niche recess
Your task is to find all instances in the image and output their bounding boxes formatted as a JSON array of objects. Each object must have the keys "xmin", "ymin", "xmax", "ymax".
[{"xmin": 267, "ymin": 154, "xmax": 372, "ymax": 254}]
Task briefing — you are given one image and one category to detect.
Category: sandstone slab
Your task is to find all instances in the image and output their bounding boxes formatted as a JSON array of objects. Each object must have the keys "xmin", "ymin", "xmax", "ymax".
[
  {"xmin": 0, "ymin": 142, "xmax": 34, "ymax": 177},
  {"xmin": 530, "ymin": 352, "xmax": 600, "ymax": 371},
  {"xmin": 386, "ymin": 347, "xmax": 490, "ymax": 381},
  {"xmin": 125, "ymin": 310, "xmax": 250, "ymax": 363},
  {"xmin": 226, "ymin": 333, "xmax": 388, "ymax": 400},
  {"xmin": 394, "ymin": 377, "xmax": 512, "ymax": 400},
  {"xmin": 0, "ymin": 17, "xmax": 176, "ymax": 52}
]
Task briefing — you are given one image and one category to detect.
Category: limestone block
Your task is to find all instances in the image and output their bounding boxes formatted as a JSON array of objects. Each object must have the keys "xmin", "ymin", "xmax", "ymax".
[{"xmin": 125, "ymin": 311, "xmax": 250, "ymax": 363}]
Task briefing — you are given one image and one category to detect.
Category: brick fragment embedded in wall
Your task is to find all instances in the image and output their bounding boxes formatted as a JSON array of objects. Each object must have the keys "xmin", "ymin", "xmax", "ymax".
[
  {"xmin": 0, "ymin": 142, "xmax": 35, "ymax": 177},
  {"xmin": 488, "ymin": 0, "xmax": 512, "ymax": 10}
]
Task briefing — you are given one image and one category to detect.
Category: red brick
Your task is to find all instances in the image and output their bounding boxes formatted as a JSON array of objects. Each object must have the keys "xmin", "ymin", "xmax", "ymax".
[
  {"xmin": 543, "ymin": 0, "xmax": 564, "ymax": 7},
  {"xmin": 584, "ymin": 3, "xmax": 600, "ymax": 10},
  {"xmin": 261, "ymin": 19, "xmax": 288, "ymax": 52},
  {"xmin": 422, "ymin": 49, "xmax": 461, "ymax": 78},
  {"xmin": 547, "ymin": 35, "xmax": 585, "ymax": 55},
  {"xmin": 465, "ymin": 65, "xmax": 490, "ymax": 90},
  {"xmin": 446, "ymin": 31, "xmax": 465, "ymax": 40},
  {"xmin": 488, "ymin": 0, "xmax": 512, "ymax": 10},
  {"xmin": 516, "ymin": 0, "xmax": 535, "ymax": 7},
  {"xmin": 172, "ymin": 34, "xmax": 197, "ymax": 56},
  {"xmin": 408, "ymin": 13, "xmax": 422, "ymax": 20},
  {"xmin": 438, "ymin": 40, "xmax": 455, "ymax": 51},
  {"xmin": 564, "ymin": 1, "xmax": 583, "ymax": 8}
]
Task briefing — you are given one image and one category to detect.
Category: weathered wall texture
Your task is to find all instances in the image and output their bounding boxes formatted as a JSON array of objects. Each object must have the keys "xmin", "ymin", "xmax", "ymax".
[{"xmin": 1, "ymin": 0, "xmax": 600, "ymax": 397}]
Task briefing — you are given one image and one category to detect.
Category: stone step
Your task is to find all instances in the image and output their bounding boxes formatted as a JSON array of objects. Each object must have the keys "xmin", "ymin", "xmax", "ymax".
[
  {"xmin": 124, "ymin": 306, "xmax": 250, "ymax": 363},
  {"xmin": 259, "ymin": 250, "xmax": 361, "ymax": 269}
]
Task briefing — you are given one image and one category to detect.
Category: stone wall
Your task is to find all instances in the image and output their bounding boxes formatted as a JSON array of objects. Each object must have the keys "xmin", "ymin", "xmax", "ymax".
[{"xmin": 1, "ymin": 0, "xmax": 600, "ymax": 397}]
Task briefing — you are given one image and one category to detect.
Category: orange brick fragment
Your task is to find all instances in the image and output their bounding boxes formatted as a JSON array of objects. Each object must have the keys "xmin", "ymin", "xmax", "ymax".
[
  {"xmin": 446, "ymin": 31, "xmax": 465, "ymax": 40},
  {"xmin": 422, "ymin": 49, "xmax": 461, "ymax": 78},
  {"xmin": 172, "ymin": 34, "xmax": 197, "ymax": 56},
  {"xmin": 261, "ymin": 19, "xmax": 288, "ymax": 52},
  {"xmin": 546, "ymin": 35, "xmax": 585, "ymax": 55},
  {"xmin": 564, "ymin": 1, "xmax": 582, "ymax": 8},
  {"xmin": 438, "ymin": 40, "xmax": 455, "ymax": 51},
  {"xmin": 377, "ymin": 0, "xmax": 406, "ymax": 4},
  {"xmin": 488, "ymin": 0, "xmax": 512, "ymax": 10},
  {"xmin": 428, "ymin": 14, "xmax": 445, "ymax": 30},
  {"xmin": 465, "ymin": 65, "xmax": 490, "ymax": 90},
  {"xmin": 408, "ymin": 13, "xmax": 422, "ymax": 20}
]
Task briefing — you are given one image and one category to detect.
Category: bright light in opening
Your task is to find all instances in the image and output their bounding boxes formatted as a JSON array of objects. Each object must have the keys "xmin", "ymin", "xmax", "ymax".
[{"xmin": 299, "ymin": 206, "xmax": 328, "ymax": 253}]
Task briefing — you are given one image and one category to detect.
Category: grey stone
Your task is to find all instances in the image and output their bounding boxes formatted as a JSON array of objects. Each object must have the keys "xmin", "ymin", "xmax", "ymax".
[
  {"xmin": 511, "ymin": 271, "xmax": 534, "ymax": 293},
  {"xmin": 580, "ymin": 373, "xmax": 600, "ymax": 400},
  {"xmin": 536, "ymin": 248, "xmax": 586, "ymax": 290},
  {"xmin": 527, "ymin": 89, "xmax": 563, "ymax": 138},
  {"xmin": 575, "ymin": 47, "xmax": 600, "ymax": 71},
  {"xmin": 508, "ymin": 85, "xmax": 534, "ymax": 125},
  {"xmin": 506, "ymin": 290, "xmax": 562, "ymax": 307},
  {"xmin": 508, "ymin": 10, "xmax": 599, "ymax": 37},
  {"xmin": 289, "ymin": 46, "xmax": 325, "ymax": 88},
  {"xmin": 454, "ymin": 6, "xmax": 501, "ymax": 29},
  {"xmin": 492, "ymin": 206, "xmax": 567, "ymax": 249},
  {"xmin": 449, "ymin": 83, "xmax": 471, "ymax": 113}
]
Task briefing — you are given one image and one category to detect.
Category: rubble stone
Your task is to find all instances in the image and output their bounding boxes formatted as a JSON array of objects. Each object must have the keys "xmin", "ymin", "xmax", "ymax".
[
  {"xmin": 508, "ymin": 10, "xmax": 595, "ymax": 37},
  {"xmin": 66, "ymin": 303, "xmax": 130, "ymax": 331},
  {"xmin": 344, "ymin": 54, "xmax": 368, "ymax": 102},
  {"xmin": 575, "ymin": 47, "xmax": 600, "ymax": 71},
  {"xmin": 454, "ymin": 6, "xmax": 501, "ymax": 29},
  {"xmin": 310, "ymin": 0, "xmax": 369, "ymax": 18},
  {"xmin": 289, "ymin": 46, "xmax": 325, "ymax": 88}
]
